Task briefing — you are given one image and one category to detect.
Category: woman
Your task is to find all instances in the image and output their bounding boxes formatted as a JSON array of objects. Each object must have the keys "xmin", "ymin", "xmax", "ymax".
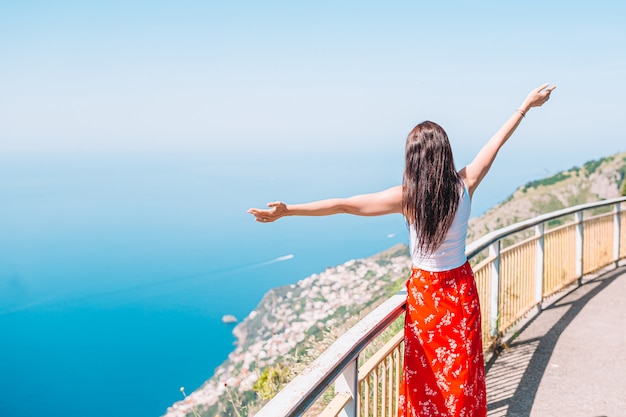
[{"xmin": 247, "ymin": 83, "xmax": 555, "ymax": 416}]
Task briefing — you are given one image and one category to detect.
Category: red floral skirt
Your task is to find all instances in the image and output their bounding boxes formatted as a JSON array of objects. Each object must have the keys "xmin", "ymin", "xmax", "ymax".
[{"xmin": 398, "ymin": 261, "xmax": 487, "ymax": 417}]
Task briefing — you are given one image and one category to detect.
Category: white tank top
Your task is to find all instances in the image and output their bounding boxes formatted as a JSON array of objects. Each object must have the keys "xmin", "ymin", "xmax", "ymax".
[{"xmin": 409, "ymin": 183, "xmax": 470, "ymax": 271}]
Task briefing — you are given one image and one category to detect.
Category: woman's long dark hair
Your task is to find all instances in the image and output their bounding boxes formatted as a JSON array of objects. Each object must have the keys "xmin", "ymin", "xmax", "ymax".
[{"xmin": 402, "ymin": 120, "xmax": 463, "ymax": 255}]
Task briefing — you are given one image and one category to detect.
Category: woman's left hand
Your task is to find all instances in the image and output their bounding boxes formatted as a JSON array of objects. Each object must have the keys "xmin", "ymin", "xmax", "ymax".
[{"xmin": 522, "ymin": 83, "xmax": 556, "ymax": 110}]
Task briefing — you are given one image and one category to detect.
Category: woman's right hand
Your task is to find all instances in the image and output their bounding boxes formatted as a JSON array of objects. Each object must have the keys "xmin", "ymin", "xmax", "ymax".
[{"xmin": 247, "ymin": 201, "xmax": 288, "ymax": 223}]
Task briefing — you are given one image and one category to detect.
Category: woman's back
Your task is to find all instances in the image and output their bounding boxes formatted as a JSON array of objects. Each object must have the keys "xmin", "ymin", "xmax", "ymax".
[{"xmin": 409, "ymin": 183, "xmax": 470, "ymax": 272}]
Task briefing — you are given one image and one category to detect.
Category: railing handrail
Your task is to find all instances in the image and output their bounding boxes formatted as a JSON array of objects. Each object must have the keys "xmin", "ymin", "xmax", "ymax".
[
  {"xmin": 467, "ymin": 196, "xmax": 626, "ymax": 259},
  {"xmin": 254, "ymin": 196, "xmax": 626, "ymax": 417},
  {"xmin": 253, "ymin": 291, "xmax": 407, "ymax": 417}
]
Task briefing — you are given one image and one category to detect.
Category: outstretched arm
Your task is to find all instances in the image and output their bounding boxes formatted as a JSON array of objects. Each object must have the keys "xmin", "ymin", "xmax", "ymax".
[
  {"xmin": 459, "ymin": 83, "xmax": 556, "ymax": 198},
  {"xmin": 247, "ymin": 185, "xmax": 403, "ymax": 223}
]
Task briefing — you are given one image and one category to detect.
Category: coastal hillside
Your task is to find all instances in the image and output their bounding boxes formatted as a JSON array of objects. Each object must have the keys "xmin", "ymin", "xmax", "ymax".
[
  {"xmin": 163, "ymin": 151, "xmax": 626, "ymax": 417},
  {"xmin": 164, "ymin": 244, "xmax": 411, "ymax": 417}
]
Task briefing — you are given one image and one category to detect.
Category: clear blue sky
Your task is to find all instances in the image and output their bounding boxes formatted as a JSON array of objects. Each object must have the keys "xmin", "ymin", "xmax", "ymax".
[{"xmin": 2, "ymin": 1, "xmax": 625, "ymax": 175}]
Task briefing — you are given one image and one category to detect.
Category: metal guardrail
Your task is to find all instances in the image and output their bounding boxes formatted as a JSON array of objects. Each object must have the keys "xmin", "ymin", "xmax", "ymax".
[{"xmin": 254, "ymin": 196, "xmax": 626, "ymax": 417}]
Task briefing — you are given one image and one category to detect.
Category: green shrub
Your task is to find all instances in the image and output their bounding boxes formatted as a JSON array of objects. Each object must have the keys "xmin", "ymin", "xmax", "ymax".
[
  {"xmin": 254, "ymin": 364, "xmax": 292, "ymax": 401},
  {"xmin": 583, "ymin": 157, "xmax": 608, "ymax": 174},
  {"xmin": 523, "ymin": 172, "xmax": 571, "ymax": 190}
]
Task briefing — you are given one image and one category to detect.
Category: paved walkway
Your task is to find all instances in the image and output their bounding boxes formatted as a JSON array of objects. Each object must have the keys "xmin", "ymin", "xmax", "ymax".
[{"xmin": 485, "ymin": 263, "xmax": 626, "ymax": 417}]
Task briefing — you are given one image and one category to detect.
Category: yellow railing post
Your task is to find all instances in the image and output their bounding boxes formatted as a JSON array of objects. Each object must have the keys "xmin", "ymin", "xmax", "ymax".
[
  {"xmin": 489, "ymin": 241, "xmax": 501, "ymax": 337},
  {"xmin": 534, "ymin": 223, "xmax": 545, "ymax": 310},
  {"xmin": 575, "ymin": 211, "xmax": 584, "ymax": 284},
  {"xmin": 335, "ymin": 360, "xmax": 357, "ymax": 417},
  {"xmin": 614, "ymin": 203, "xmax": 622, "ymax": 267}
]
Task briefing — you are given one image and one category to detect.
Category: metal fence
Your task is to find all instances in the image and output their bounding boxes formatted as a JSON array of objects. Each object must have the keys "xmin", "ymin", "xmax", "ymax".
[{"xmin": 253, "ymin": 197, "xmax": 626, "ymax": 417}]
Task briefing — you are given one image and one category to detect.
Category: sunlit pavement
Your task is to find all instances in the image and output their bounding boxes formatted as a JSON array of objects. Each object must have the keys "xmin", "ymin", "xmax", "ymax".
[{"xmin": 485, "ymin": 264, "xmax": 626, "ymax": 417}]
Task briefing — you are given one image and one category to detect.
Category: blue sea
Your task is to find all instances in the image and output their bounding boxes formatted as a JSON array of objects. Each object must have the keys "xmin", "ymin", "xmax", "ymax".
[
  {"xmin": 0, "ymin": 146, "xmax": 537, "ymax": 417},
  {"xmin": 0, "ymin": 149, "xmax": 412, "ymax": 417}
]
